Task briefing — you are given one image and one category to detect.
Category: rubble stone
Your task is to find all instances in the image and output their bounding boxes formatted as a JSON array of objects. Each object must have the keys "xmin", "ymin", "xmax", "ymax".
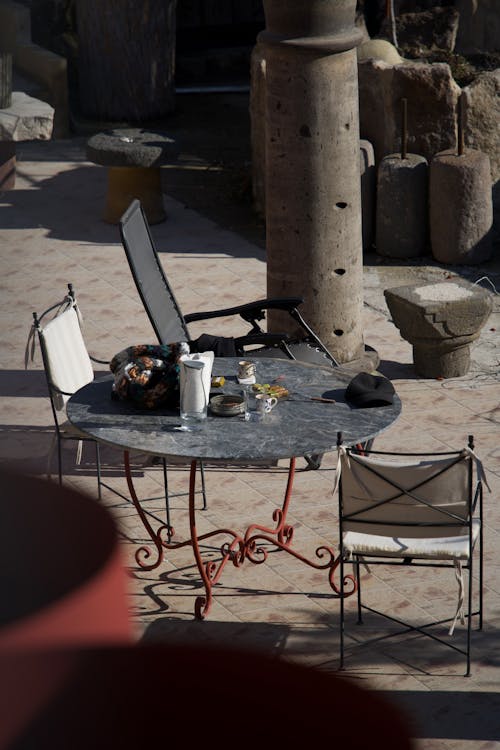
[
  {"xmin": 380, "ymin": 7, "xmax": 460, "ymax": 52},
  {"xmin": 462, "ymin": 70, "xmax": 500, "ymax": 181},
  {"xmin": 0, "ymin": 90, "xmax": 53, "ymax": 140},
  {"xmin": 358, "ymin": 58, "xmax": 461, "ymax": 164}
]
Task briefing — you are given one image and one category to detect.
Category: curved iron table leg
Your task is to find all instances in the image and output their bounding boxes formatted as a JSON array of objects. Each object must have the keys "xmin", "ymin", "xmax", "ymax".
[
  {"xmin": 186, "ymin": 457, "xmax": 356, "ymax": 619},
  {"xmin": 124, "ymin": 452, "xmax": 356, "ymax": 618}
]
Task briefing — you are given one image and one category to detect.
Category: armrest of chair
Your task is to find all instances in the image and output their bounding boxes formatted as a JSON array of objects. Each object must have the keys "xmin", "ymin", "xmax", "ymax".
[
  {"xmin": 184, "ymin": 297, "xmax": 304, "ymax": 325},
  {"xmin": 234, "ymin": 332, "xmax": 291, "ymax": 348},
  {"xmin": 90, "ymin": 355, "xmax": 110, "ymax": 366}
]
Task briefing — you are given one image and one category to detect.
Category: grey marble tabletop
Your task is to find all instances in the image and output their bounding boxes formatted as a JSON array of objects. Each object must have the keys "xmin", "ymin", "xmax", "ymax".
[{"xmin": 67, "ymin": 357, "xmax": 401, "ymax": 463}]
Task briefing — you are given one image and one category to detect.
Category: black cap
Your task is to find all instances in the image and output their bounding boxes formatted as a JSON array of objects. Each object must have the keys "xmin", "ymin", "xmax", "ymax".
[{"xmin": 345, "ymin": 372, "xmax": 395, "ymax": 408}]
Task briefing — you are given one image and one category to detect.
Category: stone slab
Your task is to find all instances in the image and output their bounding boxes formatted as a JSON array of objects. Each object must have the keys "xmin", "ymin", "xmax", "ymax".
[
  {"xmin": 86, "ymin": 129, "xmax": 179, "ymax": 168},
  {"xmin": 0, "ymin": 90, "xmax": 54, "ymax": 141}
]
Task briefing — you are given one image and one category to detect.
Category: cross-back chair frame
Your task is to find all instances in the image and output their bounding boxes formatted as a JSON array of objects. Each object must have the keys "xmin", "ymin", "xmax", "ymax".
[{"xmin": 337, "ymin": 433, "xmax": 484, "ymax": 676}]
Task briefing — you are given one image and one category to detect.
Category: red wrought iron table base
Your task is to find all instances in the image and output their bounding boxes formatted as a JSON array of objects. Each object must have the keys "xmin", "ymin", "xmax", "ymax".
[{"xmin": 123, "ymin": 451, "xmax": 355, "ymax": 619}]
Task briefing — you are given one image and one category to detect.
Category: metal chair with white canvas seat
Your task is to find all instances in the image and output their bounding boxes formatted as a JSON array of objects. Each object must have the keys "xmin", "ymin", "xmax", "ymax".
[
  {"xmin": 336, "ymin": 433, "xmax": 487, "ymax": 675},
  {"xmin": 28, "ymin": 284, "xmax": 206, "ymax": 528},
  {"xmin": 28, "ymin": 284, "xmax": 106, "ymax": 496}
]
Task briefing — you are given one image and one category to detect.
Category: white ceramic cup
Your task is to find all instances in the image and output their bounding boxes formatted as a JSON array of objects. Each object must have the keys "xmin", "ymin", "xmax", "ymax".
[
  {"xmin": 237, "ymin": 360, "xmax": 256, "ymax": 384},
  {"xmin": 255, "ymin": 393, "xmax": 278, "ymax": 417}
]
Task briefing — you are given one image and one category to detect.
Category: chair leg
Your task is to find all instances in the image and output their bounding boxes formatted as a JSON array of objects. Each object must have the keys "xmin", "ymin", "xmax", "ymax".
[
  {"xmin": 340, "ymin": 554, "xmax": 345, "ymax": 669},
  {"xmin": 479, "ymin": 520, "xmax": 484, "ymax": 631},
  {"xmin": 57, "ymin": 435, "xmax": 63, "ymax": 485},
  {"xmin": 199, "ymin": 461, "xmax": 207, "ymax": 510},
  {"xmin": 356, "ymin": 559, "xmax": 363, "ymax": 624},
  {"xmin": 46, "ymin": 432, "xmax": 58, "ymax": 482},
  {"xmin": 466, "ymin": 562, "xmax": 472, "ymax": 677},
  {"xmin": 304, "ymin": 453, "xmax": 323, "ymax": 470},
  {"xmin": 95, "ymin": 441, "xmax": 102, "ymax": 500},
  {"xmin": 161, "ymin": 458, "xmax": 172, "ymax": 542}
]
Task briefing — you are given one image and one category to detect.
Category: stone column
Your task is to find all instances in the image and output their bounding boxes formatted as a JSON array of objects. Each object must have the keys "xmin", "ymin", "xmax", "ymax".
[{"xmin": 260, "ymin": 0, "xmax": 365, "ymax": 364}]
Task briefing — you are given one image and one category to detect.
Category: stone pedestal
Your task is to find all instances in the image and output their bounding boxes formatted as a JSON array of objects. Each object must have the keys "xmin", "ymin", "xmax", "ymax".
[
  {"xmin": 384, "ymin": 280, "xmax": 493, "ymax": 379},
  {"xmin": 260, "ymin": 0, "xmax": 365, "ymax": 365},
  {"xmin": 86, "ymin": 129, "xmax": 179, "ymax": 225}
]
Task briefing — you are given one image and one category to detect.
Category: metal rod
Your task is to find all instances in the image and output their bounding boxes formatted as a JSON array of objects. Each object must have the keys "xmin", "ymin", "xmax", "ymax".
[
  {"xmin": 387, "ymin": 0, "xmax": 399, "ymax": 49},
  {"xmin": 401, "ymin": 97, "xmax": 408, "ymax": 159},
  {"xmin": 458, "ymin": 93, "xmax": 465, "ymax": 156},
  {"xmin": 175, "ymin": 84, "xmax": 250, "ymax": 95}
]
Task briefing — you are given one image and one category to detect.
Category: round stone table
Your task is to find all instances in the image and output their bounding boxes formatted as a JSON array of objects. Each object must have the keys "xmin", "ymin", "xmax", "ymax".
[
  {"xmin": 86, "ymin": 128, "xmax": 179, "ymax": 224},
  {"xmin": 67, "ymin": 357, "xmax": 401, "ymax": 463}
]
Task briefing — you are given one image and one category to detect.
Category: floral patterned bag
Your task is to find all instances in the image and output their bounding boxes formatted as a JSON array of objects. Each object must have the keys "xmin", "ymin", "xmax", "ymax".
[{"xmin": 110, "ymin": 343, "xmax": 189, "ymax": 409}]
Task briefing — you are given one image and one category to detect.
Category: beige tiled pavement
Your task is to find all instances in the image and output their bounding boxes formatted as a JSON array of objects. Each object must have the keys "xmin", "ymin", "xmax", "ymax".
[{"xmin": 1, "ymin": 100, "xmax": 500, "ymax": 747}]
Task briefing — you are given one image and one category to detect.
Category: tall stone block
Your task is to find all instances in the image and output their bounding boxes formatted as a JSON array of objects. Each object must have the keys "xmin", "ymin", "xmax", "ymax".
[
  {"xmin": 430, "ymin": 149, "xmax": 493, "ymax": 265},
  {"xmin": 261, "ymin": 0, "xmax": 365, "ymax": 364},
  {"xmin": 360, "ymin": 139, "xmax": 376, "ymax": 252},
  {"xmin": 376, "ymin": 153, "xmax": 429, "ymax": 258}
]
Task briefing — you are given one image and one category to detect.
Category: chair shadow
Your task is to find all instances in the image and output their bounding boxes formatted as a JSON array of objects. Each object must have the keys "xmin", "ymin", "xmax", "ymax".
[
  {"xmin": 0, "ymin": 425, "xmax": 131, "ymax": 479},
  {"xmin": 141, "ymin": 614, "xmax": 291, "ymax": 657},
  {"xmin": 0, "ymin": 369, "xmax": 48, "ymax": 397}
]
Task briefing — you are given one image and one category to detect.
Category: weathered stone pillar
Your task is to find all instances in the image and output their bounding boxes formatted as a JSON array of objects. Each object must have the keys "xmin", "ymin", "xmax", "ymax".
[{"xmin": 260, "ymin": 0, "xmax": 365, "ymax": 364}]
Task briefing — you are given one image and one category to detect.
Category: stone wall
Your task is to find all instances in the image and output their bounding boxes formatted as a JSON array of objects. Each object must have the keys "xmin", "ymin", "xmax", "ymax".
[{"xmin": 0, "ymin": 0, "xmax": 69, "ymax": 136}]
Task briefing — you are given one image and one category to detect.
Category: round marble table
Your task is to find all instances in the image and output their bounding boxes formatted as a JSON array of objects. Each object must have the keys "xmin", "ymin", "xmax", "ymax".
[
  {"xmin": 67, "ymin": 357, "xmax": 400, "ymax": 463},
  {"xmin": 67, "ymin": 357, "xmax": 401, "ymax": 618}
]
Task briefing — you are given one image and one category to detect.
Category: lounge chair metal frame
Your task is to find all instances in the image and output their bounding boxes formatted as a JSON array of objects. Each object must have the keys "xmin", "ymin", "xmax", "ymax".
[{"xmin": 119, "ymin": 199, "xmax": 339, "ymax": 368}]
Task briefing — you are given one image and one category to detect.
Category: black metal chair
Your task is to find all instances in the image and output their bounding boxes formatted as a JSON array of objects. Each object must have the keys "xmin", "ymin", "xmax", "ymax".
[
  {"xmin": 336, "ymin": 433, "xmax": 485, "ymax": 676},
  {"xmin": 118, "ymin": 199, "xmax": 339, "ymax": 368},
  {"xmin": 119, "ymin": 199, "xmax": 342, "ymax": 470}
]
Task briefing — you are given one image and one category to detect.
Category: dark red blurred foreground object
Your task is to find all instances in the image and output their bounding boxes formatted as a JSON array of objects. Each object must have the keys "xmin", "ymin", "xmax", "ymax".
[
  {"xmin": 0, "ymin": 469, "xmax": 132, "ymax": 749},
  {"xmin": 8, "ymin": 642, "xmax": 415, "ymax": 750},
  {"xmin": 0, "ymin": 470, "xmax": 414, "ymax": 750},
  {"xmin": 0, "ymin": 469, "xmax": 132, "ymax": 648}
]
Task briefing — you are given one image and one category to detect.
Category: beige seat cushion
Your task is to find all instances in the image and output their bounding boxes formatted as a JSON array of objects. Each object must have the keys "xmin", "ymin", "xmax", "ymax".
[{"xmin": 343, "ymin": 519, "xmax": 480, "ymax": 561}]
